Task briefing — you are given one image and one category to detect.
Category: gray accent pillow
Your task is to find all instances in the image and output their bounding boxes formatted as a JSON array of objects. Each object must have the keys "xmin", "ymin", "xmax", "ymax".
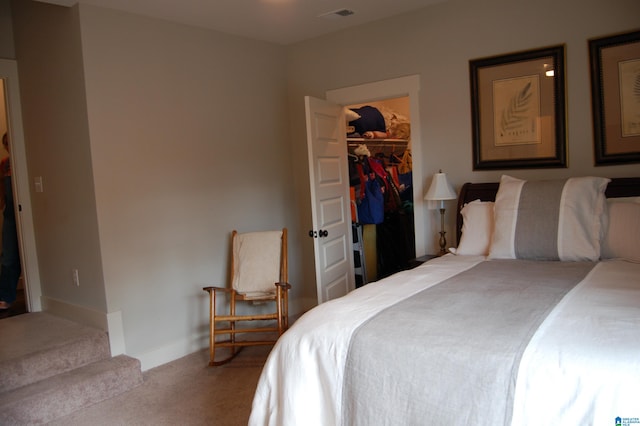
[{"xmin": 489, "ymin": 175, "xmax": 610, "ymax": 261}]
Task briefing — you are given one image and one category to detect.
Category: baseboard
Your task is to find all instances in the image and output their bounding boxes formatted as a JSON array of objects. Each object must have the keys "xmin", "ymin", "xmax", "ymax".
[
  {"xmin": 38, "ymin": 296, "xmax": 319, "ymax": 372},
  {"xmin": 137, "ymin": 332, "xmax": 207, "ymax": 371},
  {"xmin": 136, "ymin": 297, "xmax": 316, "ymax": 371},
  {"xmin": 106, "ymin": 311, "xmax": 126, "ymax": 356},
  {"xmin": 40, "ymin": 296, "xmax": 126, "ymax": 357}
]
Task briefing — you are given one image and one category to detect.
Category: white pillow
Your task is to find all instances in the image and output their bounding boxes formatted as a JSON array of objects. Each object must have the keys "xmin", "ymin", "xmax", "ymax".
[
  {"xmin": 489, "ymin": 175, "xmax": 610, "ymax": 261},
  {"xmin": 455, "ymin": 200, "xmax": 494, "ymax": 256},
  {"xmin": 601, "ymin": 201, "xmax": 640, "ymax": 263},
  {"xmin": 344, "ymin": 107, "xmax": 361, "ymax": 123}
]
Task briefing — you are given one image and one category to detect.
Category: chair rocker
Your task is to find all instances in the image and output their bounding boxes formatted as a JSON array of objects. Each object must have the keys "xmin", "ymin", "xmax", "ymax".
[{"xmin": 203, "ymin": 228, "xmax": 291, "ymax": 366}]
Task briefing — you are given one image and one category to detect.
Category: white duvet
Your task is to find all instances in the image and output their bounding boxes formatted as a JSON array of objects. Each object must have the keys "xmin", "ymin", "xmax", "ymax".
[
  {"xmin": 249, "ymin": 255, "xmax": 640, "ymax": 426},
  {"xmin": 511, "ymin": 259, "xmax": 640, "ymax": 425}
]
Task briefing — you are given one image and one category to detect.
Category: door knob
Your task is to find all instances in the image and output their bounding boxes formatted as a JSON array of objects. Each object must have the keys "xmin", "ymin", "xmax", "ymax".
[{"xmin": 308, "ymin": 230, "xmax": 328, "ymax": 238}]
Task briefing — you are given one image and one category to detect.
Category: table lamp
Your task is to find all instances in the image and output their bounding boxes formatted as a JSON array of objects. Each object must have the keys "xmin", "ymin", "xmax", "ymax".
[{"xmin": 424, "ymin": 170, "xmax": 457, "ymax": 256}]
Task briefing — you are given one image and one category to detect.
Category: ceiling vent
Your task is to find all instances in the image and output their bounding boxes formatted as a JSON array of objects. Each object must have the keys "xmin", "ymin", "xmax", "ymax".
[{"xmin": 318, "ymin": 9, "xmax": 356, "ymax": 19}]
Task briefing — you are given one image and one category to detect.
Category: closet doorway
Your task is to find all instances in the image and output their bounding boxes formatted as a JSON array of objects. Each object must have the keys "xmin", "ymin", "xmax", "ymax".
[
  {"xmin": 345, "ymin": 97, "xmax": 413, "ymax": 283},
  {"xmin": 0, "ymin": 59, "xmax": 42, "ymax": 314},
  {"xmin": 327, "ymin": 75, "xmax": 424, "ymax": 284}
]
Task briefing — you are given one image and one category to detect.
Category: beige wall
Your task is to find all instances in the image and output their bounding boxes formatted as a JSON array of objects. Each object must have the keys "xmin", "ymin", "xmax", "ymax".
[
  {"xmin": 286, "ymin": 0, "xmax": 640, "ymax": 263},
  {"xmin": 12, "ymin": 0, "xmax": 107, "ymax": 313},
  {"xmin": 78, "ymin": 4, "xmax": 293, "ymax": 363},
  {"xmin": 0, "ymin": 0, "xmax": 14, "ymax": 59},
  {"xmin": 8, "ymin": 0, "xmax": 640, "ymax": 369},
  {"xmin": 12, "ymin": 1, "xmax": 295, "ymax": 368}
]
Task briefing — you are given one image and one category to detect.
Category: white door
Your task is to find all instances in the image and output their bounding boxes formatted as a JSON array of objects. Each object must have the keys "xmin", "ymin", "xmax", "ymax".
[{"xmin": 305, "ymin": 96, "xmax": 355, "ymax": 304}]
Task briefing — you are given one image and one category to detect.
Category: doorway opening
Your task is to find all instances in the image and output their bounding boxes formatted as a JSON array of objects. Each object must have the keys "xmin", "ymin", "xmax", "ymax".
[
  {"xmin": 0, "ymin": 78, "xmax": 26, "ymax": 318},
  {"xmin": 0, "ymin": 58, "xmax": 43, "ymax": 316},
  {"xmin": 345, "ymin": 97, "xmax": 414, "ymax": 284},
  {"xmin": 327, "ymin": 75, "xmax": 424, "ymax": 286}
]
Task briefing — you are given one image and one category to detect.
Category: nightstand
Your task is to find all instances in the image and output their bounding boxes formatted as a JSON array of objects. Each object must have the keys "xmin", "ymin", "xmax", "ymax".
[{"xmin": 407, "ymin": 254, "xmax": 438, "ymax": 269}]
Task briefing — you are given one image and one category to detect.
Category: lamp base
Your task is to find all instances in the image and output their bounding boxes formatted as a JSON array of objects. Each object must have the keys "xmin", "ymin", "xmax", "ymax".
[
  {"xmin": 438, "ymin": 207, "xmax": 447, "ymax": 256},
  {"xmin": 438, "ymin": 231, "xmax": 447, "ymax": 256}
]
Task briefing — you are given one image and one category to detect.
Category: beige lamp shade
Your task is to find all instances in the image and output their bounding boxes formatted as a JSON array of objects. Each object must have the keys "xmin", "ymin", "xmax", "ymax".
[{"xmin": 424, "ymin": 171, "xmax": 456, "ymax": 202}]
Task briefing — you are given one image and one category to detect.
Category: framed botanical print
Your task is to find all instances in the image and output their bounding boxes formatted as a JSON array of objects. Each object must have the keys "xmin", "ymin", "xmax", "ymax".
[
  {"xmin": 470, "ymin": 45, "xmax": 566, "ymax": 170},
  {"xmin": 589, "ymin": 29, "xmax": 640, "ymax": 166}
]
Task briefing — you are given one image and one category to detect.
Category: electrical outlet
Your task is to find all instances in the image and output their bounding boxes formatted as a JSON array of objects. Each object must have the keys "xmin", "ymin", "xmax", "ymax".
[{"xmin": 72, "ymin": 269, "xmax": 80, "ymax": 287}]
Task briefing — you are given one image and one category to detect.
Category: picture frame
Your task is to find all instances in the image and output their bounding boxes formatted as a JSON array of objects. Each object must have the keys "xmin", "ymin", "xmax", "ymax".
[
  {"xmin": 589, "ymin": 29, "xmax": 640, "ymax": 166},
  {"xmin": 469, "ymin": 45, "xmax": 566, "ymax": 170}
]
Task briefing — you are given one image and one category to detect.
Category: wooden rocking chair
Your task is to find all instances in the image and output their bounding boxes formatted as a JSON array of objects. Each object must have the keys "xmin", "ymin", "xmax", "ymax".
[{"xmin": 203, "ymin": 228, "xmax": 290, "ymax": 366}]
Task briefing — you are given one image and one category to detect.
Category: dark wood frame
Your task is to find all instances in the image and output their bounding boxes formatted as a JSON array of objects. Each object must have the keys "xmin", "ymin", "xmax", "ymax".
[
  {"xmin": 470, "ymin": 46, "xmax": 567, "ymax": 170},
  {"xmin": 455, "ymin": 177, "xmax": 640, "ymax": 245},
  {"xmin": 589, "ymin": 30, "xmax": 640, "ymax": 166}
]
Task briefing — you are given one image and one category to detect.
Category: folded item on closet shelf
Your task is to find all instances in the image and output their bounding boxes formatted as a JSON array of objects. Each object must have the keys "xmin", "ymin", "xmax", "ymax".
[
  {"xmin": 344, "ymin": 107, "xmax": 361, "ymax": 122},
  {"xmin": 354, "ymin": 144, "xmax": 371, "ymax": 157},
  {"xmin": 363, "ymin": 130, "xmax": 388, "ymax": 139},
  {"xmin": 348, "ymin": 106, "xmax": 386, "ymax": 136},
  {"xmin": 388, "ymin": 122, "xmax": 410, "ymax": 139}
]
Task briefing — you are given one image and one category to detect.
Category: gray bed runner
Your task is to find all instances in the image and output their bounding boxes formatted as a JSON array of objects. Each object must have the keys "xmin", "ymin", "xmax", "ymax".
[{"xmin": 342, "ymin": 259, "xmax": 595, "ymax": 426}]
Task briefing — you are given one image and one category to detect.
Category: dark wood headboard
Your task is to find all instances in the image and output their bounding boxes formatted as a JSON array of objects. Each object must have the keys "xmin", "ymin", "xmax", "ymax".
[{"xmin": 456, "ymin": 177, "xmax": 640, "ymax": 245}]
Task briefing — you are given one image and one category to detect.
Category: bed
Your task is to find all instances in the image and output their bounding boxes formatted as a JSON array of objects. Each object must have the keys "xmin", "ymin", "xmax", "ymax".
[{"xmin": 249, "ymin": 175, "xmax": 640, "ymax": 426}]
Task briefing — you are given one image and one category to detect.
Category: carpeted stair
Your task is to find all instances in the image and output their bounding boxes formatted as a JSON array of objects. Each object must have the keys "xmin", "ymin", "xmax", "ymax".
[{"xmin": 0, "ymin": 312, "xmax": 143, "ymax": 425}]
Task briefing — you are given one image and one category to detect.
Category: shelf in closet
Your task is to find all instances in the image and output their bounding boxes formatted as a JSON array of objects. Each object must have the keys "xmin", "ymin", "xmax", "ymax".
[
  {"xmin": 347, "ymin": 138, "xmax": 408, "ymax": 144},
  {"xmin": 348, "ymin": 138, "xmax": 409, "ymax": 158},
  {"xmin": 347, "ymin": 138, "xmax": 409, "ymax": 150}
]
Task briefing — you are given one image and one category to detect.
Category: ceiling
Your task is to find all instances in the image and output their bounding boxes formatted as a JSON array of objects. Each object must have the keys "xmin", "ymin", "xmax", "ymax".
[{"xmin": 36, "ymin": 0, "xmax": 446, "ymax": 45}]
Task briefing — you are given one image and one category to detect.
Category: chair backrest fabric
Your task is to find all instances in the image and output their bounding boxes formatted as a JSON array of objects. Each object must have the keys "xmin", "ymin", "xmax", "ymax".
[{"xmin": 232, "ymin": 230, "xmax": 283, "ymax": 295}]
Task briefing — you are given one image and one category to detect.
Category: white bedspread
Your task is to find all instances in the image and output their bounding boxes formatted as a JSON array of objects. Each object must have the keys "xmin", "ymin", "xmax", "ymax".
[
  {"xmin": 511, "ymin": 259, "xmax": 640, "ymax": 425},
  {"xmin": 249, "ymin": 256, "xmax": 640, "ymax": 426}
]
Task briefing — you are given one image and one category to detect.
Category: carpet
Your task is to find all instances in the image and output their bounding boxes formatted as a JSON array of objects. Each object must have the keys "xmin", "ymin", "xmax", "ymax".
[{"xmin": 47, "ymin": 345, "xmax": 272, "ymax": 426}]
